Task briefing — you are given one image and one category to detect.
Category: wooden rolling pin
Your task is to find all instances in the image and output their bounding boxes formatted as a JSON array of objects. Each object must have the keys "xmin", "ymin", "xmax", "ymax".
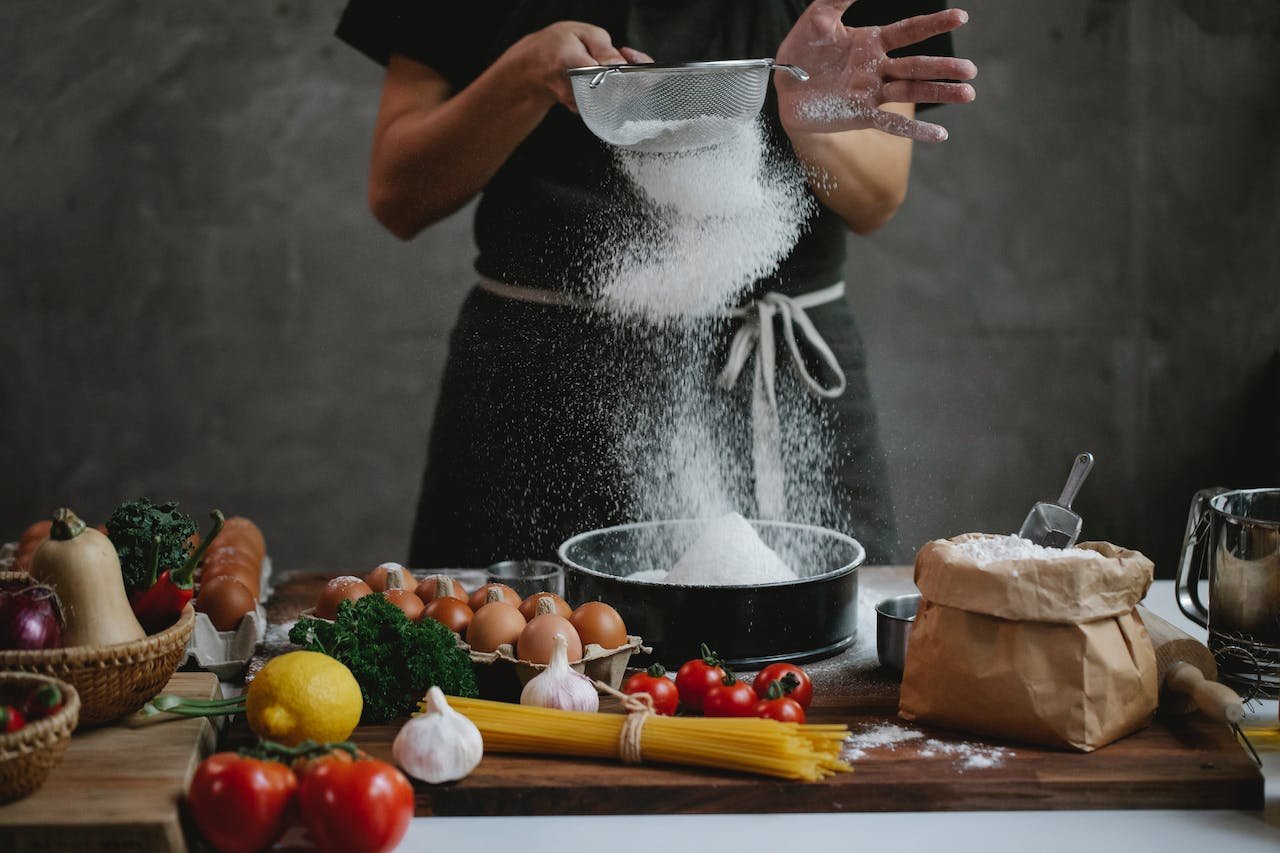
[{"xmin": 1137, "ymin": 605, "xmax": 1244, "ymax": 724}]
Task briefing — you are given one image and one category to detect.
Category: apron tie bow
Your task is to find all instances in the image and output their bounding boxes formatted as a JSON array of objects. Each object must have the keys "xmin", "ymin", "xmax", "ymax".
[{"xmin": 715, "ymin": 283, "xmax": 847, "ymax": 517}]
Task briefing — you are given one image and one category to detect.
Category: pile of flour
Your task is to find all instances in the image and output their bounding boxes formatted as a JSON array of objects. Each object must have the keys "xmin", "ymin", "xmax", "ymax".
[{"xmin": 628, "ymin": 512, "xmax": 797, "ymax": 586}]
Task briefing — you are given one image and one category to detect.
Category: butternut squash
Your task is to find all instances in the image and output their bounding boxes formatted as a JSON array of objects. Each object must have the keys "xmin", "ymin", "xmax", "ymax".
[{"xmin": 30, "ymin": 507, "xmax": 146, "ymax": 646}]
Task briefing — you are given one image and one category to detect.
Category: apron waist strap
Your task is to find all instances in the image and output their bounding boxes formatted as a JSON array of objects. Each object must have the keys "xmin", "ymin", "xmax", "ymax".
[
  {"xmin": 475, "ymin": 276, "xmax": 849, "ymax": 519},
  {"xmin": 477, "ymin": 276, "xmax": 848, "ymax": 405}
]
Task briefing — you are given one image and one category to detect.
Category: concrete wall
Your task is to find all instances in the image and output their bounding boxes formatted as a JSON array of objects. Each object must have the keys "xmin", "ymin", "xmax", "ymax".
[{"xmin": 2, "ymin": 1, "xmax": 1277, "ymax": 577}]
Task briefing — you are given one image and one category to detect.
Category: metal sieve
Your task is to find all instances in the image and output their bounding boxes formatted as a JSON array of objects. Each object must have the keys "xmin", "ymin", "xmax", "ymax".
[{"xmin": 566, "ymin": 59, "xmax": 808, "ymax": 154}]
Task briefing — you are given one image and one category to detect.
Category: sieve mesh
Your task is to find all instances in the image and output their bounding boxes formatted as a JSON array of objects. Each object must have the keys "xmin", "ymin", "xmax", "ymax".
[{"xmin": 567, "ymin": 60, "xmax": 805, "ymax": 154}]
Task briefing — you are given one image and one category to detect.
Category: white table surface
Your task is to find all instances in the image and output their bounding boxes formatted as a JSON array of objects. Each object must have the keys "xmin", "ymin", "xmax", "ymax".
[{"xmin": 397, "ymin": 580, "xmax": 1280, "ymax": 852}]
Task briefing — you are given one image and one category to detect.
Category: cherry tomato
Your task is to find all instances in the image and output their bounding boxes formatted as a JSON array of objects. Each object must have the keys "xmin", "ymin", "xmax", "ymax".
[
  {"xmin": 702, "ymin": 672, "xmax": 758, "ymax": 718},
  {"xmin": 753, "ymin": 679, "xmax": 807, "ymax": 723},
  {"xmin": 674, "ymin": 643, "xmax": 727, "ymax": 712},
  {"xmin": 22, "ymin": 683, "xmax": 63, "ymax": 720},
  {"xmin": 1, "ymin": 705, "xmax": 25, "ymax": 733},
  {"xmin": 187, "ymin": 753, "xmax": 298, "ymax": 853},
  {"xmin": 752, "ymin": 663, "xmax": 813, "ymax": 710},
  {"xmin": 297, "ymin": 755, "xmax": 414, "ymax": 853},
  {"xmin": 622, "ymin": 663, "xmax": 679, "ymax": 715}
]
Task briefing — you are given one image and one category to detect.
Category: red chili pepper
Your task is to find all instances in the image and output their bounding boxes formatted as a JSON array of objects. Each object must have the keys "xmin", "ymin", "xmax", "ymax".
[{"xmin": 130, "ymin": 511, "xmax": 224, "ymax": 632}]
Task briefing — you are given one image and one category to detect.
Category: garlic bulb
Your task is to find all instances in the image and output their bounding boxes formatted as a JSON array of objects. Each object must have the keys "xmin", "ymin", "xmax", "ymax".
[
  {"xmin": 392, "ymin": 686, "xmax": 483, "ymax": 784},
  {"xmin": 520, "ymin": 633, "xmax": 599, "ymax": 712}
]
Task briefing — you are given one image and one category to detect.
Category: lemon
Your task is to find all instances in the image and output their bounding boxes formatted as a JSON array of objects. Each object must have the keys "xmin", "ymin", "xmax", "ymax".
[{"xmin": 246, "ymin": 651, "xmax": 363, "ymax": 745}]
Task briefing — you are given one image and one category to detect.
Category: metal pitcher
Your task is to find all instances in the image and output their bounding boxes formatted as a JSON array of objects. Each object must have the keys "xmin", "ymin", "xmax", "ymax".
[{"xmin": 1177, "ymin": 487, "xmax": 1280, "ymax": 698}]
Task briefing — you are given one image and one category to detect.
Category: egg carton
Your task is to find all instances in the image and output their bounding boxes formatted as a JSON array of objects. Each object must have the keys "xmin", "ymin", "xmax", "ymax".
[
  {"xmin": 466, "ymin": 636, "xmax": 650, "ymax": 701},
  {"xmin": 182, "ymin": 555, "xmax": 273, "ymax": 680}
]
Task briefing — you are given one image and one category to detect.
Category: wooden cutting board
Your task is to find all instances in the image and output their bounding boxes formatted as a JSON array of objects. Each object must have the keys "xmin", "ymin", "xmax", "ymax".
[
  {"xmin": 0, "ymin": 672, "xmax": 220, "ymax": 852},
  {"xmin": 239, "ymin": 572, "xmax": 1264, "ymax": 816}
]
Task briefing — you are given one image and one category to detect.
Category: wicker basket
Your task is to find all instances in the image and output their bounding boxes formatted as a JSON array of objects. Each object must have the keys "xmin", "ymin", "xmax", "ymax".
[
  {"xmin": 0, "ymin": 672, "xmax": 80, "ymax": 803},
  {"xmin": 0, "ymin": 574, "xmax": 194, "ymax": 726}
]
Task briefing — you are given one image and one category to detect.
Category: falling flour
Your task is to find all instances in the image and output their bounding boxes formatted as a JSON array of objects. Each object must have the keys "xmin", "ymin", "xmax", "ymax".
[
  {"xmin": 953, "ymin": 535, "xmax": 1104, "ymax": 565},
  {"xmin": 576, "ymin": 115, "xmax": 851, "ymax": 580},
  {"xmin": 594, "ymin": 118, "xmax": 814, "ymax": 319}
]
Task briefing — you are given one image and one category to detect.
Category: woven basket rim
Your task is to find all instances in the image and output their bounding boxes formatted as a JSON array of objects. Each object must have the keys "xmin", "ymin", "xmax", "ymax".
[
  {"xmin": 0, "ymin": 593, "xmax": 194, "ymax": 666},
  {"xmin": 0, "ymin": 672, "xmax": 81, "ymax": 760}
]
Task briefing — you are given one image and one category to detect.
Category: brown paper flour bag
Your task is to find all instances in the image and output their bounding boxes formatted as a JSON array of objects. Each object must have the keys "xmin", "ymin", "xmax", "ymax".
[{"xmin": 898, "ymin": 533, "xmax": 1158, "ymax": 752}]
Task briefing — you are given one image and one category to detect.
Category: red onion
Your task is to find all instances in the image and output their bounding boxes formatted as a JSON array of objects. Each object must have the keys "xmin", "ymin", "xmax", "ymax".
[{"xmin": 0, "ymin": 582, "xmax": 64, "ymax": 650}]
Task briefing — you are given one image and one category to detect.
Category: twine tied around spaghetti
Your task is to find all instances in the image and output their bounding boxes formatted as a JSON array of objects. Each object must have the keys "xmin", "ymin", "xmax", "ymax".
[{"xmin": 594, "ymin": 680, "xmax": 654, "ymax": 764}]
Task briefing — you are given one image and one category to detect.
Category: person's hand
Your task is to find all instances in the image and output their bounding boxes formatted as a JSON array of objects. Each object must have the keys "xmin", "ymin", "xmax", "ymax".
[
  {"xmin": 775, "ymin": 1, "xmax": 977, "ymax": 142},
  {"xmin": 506, "ymin": 22, "xmax": 652, "ymax": 113}
]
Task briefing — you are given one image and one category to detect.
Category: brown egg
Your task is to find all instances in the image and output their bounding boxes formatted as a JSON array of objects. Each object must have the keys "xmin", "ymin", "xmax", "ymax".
[
  {"xmin": 315, "ymin": 575, "xmax": 372, "ymax": 620},
  {"xmin": 202, "ymin": 544, "xmax": 259, "ymax": 571},
  {"xmin": 384, "ymin": 588, "xmax": 425, "ymax": 622},
  {"xmin": 518, "ymin": 592, "xmax": 572, "ymax": 621},
  {"xmin": 414, "ymin": 575, "xmax": 467, "ymax": 603},
  {"xmin": 465, "ymin": 601, "xmax": 527, "ymax": 653},
  {"xmin": 196, "ymin": 575, "xmax": 257, "ymax": 631},
  {"xmin": 569, "ymin": 601, "xmax": 628, "ymax": 650},
  {"xmin": 200, "ymin": 558, "xmax": 261, "ymax": 599},
  {"xmin": 423, "ymin": 597, "xmax": 473, "ymax": 635},
  {"xmin": 468, "ymin": 583, "xmax": 522, "ymax": 612},
  {"xmin": 517, "ymin": 614, "xmax": 582, "ymax": 664},
  {"xmin": 209, "ymin": 530, "xmax": 265, "ymax": 566},
  {"xmin": 220, "ymin": 517, "xmax": 266, "ymax": 559},
  {"xmin": 364, "ymin": 562, "xmax": 407, "ymax": 593}
]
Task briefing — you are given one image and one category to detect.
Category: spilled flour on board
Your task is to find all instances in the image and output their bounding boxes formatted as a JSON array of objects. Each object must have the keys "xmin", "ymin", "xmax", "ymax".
[
  {"xmin": 841, "ymin": 722, "xmax": 1014, "ymax": 771},
  {"xmin": 917, "ymin": 738, "xmax": 1015, "ymax": 770}
]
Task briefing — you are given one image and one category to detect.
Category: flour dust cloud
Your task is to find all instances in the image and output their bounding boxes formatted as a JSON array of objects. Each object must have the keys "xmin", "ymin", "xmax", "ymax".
[{"xmin": 579, "ymin": 119, "xmax": 852, "ymax": 579}]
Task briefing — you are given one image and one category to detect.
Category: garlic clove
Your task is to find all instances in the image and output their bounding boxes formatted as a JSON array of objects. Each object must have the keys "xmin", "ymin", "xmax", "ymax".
[{"xmin": 393, "ymin": 686, "xmax": 484, "ymax": 784}]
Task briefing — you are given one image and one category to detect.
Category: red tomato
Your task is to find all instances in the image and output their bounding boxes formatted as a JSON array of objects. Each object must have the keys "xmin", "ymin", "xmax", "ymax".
[
  {"xmin": 752, "ymin": 663, "xmax": 813, "ymax": 710},
  {"xmin": 622, "ymin": 663, "xmax": 679, "ymax": 715},
  {"xmin": 754, "ymin": 688, "xmax": 807, "ymax": 723},
  {"xmin": 1, "ymin": 705, "xmax": 25, "ymax": 733},
  {"xmin": 702, "ymin": 673, "xmax": 758, "ymax": 718},
  {"xmin": 674, "ymin": 643, "xmax": 727, "ymax": 712},
  {"xmin": 297, "ymin": 755, "xmax": 414, "ymax": 853},
  {"xmin": 187, "ymin": 753, "xmax": 298, "ymax": 853}
]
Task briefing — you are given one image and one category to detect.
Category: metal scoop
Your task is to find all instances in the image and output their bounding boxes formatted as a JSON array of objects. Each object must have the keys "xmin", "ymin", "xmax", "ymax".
[{"xmin": 1017, "ymin": 452, "xmax": 1095, "ymax": 548}]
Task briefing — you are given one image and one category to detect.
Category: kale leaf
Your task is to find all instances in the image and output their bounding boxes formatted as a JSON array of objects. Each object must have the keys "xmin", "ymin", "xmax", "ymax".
[
  {"xmin": 106, "ymin": 498, "xmax": 197, "ymax": 592},
  {"xmin": 289, "ymin": 593, "xmax": 478, "ymax": 724}
]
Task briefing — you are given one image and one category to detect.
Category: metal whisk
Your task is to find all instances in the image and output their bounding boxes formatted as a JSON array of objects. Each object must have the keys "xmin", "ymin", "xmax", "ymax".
[{"xmin": 566, "ymin": 59, "xmax": 808, "ymax": 154}]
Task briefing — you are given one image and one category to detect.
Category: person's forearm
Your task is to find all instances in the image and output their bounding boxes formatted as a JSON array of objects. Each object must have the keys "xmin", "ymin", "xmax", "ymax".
[
  {"xmin": 370, "ymin": 55, "xmax": 556, "ymax": 239},
  {"xmin": 784, "ymin": 104, "xmax": 915, "ymax": 235}
]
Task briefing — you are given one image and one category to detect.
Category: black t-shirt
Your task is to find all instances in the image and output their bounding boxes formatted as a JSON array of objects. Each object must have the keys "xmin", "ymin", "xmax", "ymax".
[{"xmin": 337, "ymin": 0, "xmax": 954, "ymax": 296}]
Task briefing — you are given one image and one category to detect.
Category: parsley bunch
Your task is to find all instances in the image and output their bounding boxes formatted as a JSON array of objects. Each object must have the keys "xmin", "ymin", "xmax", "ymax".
[
  {"xmin": 289, "ymin": 594, "xmax": 477, "ymax": 724},
  {"xmin": 106, "ymin": 498, "xmax": 198, "ymax": 591}
]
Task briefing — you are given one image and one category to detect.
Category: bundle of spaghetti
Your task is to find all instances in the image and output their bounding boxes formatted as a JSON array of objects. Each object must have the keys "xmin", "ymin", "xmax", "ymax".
[{"xmin": 445, "ymin": 695, "xmax": 851, "ymax": 781}]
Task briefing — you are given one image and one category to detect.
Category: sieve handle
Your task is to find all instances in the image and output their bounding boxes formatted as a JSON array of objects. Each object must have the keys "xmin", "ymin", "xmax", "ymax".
[
  {"xmin": 588, "ymin": 67, "xmax": 622, "ymax": 88},
  {"xmin": 771, "ymin": 63, "xmax": 809, "ymax": 82}
]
